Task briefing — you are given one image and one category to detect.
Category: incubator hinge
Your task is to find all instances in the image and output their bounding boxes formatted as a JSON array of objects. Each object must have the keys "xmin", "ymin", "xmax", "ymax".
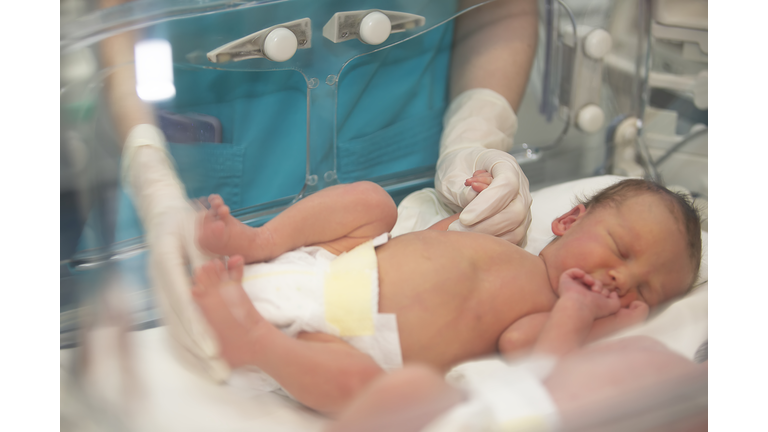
[
  {"xmin": 323, "ymin": 10, "xmax": 425, "ymax": 45},
  {"xmin": 206, "ymin": 18, "xmax": 311, "ymax": 63}
]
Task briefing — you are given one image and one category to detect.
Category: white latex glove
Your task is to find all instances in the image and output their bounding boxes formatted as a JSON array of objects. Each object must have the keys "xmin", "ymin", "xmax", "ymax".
[
  {"xmin": 435, "ymin": 89, "xmax": 533, "ymax": 245},
  {"xmin": 435, "ymin": 147, "xmax": 532, "ymax": 245},
  {"xmin": 123, "ymin": 124, "xmax": 231, "ymax": 382},
  {"xmin": 147, "ymin": 208, "xmax": 231, "ymax": 383}
]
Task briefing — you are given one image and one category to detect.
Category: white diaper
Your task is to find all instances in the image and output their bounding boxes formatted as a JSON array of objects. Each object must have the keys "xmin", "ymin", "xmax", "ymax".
[
  {"xmin": 423, "ymin": 360, "xmax": 560, "ymax": 432},
  {"xmin": 228, "ymin": 233, "xmax": 403, "ymax": 394}
]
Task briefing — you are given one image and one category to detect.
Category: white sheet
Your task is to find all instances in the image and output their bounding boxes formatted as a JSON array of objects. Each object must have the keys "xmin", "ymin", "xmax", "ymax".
[{"xmin": 61, "ymin": 326, "xmax": 329, "ymax": 432}]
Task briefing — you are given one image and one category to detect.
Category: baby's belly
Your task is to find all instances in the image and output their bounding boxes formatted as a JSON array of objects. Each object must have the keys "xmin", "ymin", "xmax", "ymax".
[{"xmin": 375, "ymin": 231, "xmax": 532, "ymax": 370}]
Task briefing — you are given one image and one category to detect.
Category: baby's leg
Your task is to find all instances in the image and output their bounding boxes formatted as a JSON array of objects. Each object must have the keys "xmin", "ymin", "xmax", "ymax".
[
  {"xmin": 198, "ymin": 181, "xmax": 397, "ymax": 263},
  {"xmin": 192, "ymin": 256, "xmax": 385, "ymax": 415},
  {"xmin": 327, "ymin": 365, "xmax": 463, "ymax": 432}
]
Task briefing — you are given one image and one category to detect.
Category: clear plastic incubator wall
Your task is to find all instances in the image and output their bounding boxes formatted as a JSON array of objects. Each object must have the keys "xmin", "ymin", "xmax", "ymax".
[{"xmin": 61, "ymin": 0, "xmax": 708, "ymax": 430}]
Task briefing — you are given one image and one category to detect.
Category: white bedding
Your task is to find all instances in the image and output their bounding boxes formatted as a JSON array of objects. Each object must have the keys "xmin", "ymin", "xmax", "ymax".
[
  {"xmin": 61, "ymin": 175, "xmax": 707, "ymax": 431},
  {"xmin": 61, "ymin": 326, "xmax": 330, "ymax": 432}
]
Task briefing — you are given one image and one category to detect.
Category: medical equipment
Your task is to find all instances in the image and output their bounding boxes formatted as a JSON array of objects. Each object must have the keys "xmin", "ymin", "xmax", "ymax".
[
  {"xmin": 61, "ymin": 0, "xmax": 707, "ymax": 429},
  {"xmin": 512, "ymin": 0, "xmax": 707, "ymax": 199}
]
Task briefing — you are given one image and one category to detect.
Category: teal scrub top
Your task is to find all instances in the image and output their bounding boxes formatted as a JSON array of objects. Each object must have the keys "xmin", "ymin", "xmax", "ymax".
[{"xmin": 91, "ymin": 0, "xmax": 465, "ymax": 245}]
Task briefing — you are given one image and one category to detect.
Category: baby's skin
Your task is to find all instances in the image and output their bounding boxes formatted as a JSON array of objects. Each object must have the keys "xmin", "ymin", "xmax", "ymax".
[
  {"xmin": 196, "ymin": 194, "xmax": 277, "ymax": 263},
  {"xmin": 192, "ymin": 256, "xmax": 276, "ymax": 369},
  {"xmin": 557, "ymin": 268, "xmax": 620, "ymax": 315},
  {"xmin": 191, "ymin": 178, "xmax": 691, "ymax": 414},
  {"xmin": 191, "ymin": 264, "xmax": 622, "ymax": 371}
]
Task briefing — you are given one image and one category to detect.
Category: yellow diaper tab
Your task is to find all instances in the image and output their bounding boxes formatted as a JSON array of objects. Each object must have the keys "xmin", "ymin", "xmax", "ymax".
[
  {"xmin": 324, "ymin": 240, "xmax": 377, "ymax": 337},
  {"xmin": 496, "ymin": 417, "xmax": 550, "ymax": 432}
]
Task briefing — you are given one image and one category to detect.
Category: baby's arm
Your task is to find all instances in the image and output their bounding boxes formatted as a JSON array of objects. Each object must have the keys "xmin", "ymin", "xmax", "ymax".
[
  {"xmin": 498, "ymin": 304, "xmax": 648, "ymax": 357},
  {"xmin": 532, "ymin": 268, "xmax": 620, "ymax": 358},
  {"xmin": 498, "ymin": 293, "xmax": 648, "ymax": 357},
  {"xmin": 497, "ymin": 313, "xmax": 549, "ymax": 355}
]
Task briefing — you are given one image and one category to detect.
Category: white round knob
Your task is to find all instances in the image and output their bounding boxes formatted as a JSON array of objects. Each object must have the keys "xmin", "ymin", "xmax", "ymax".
[
  {"xmin": 583, "ymin": 28, "xmax": 612, "ymax": 60},
  {"xmin": 359, "ymin": 11, "xmax": 392, "ymax": 45},
  {"xmin": 614, "ymin": 116, "xmax": 638, "ymax": 146},
  {"xmin": 263, "ymin": 27, "xmax": 298, "ymax": 62},
  {"xmin": 576, "ymin": 104, "xmax": 605, "ymax": 133}
]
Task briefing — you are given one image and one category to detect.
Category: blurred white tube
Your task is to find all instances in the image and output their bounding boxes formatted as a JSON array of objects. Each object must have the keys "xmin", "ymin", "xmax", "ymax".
[{"xmin": 134, "ymin": 39, "xmax": 176, "ymax": 102}]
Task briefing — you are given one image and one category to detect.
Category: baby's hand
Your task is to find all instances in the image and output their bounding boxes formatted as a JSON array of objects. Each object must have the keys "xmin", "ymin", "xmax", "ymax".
[
  {"xmin": 464, "ymin": 170, "xmax": 493, "ymax": 193},
  {"xmin": 558, "ymin": 268, "xmax": 621, "ymax": 320},
  {"xmin": 614, "ymin": 300, "xmax": 650, "ymax": 326}
]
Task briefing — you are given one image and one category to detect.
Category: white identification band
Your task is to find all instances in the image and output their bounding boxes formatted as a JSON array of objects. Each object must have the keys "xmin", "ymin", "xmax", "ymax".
[{"xmin": 463, "ymin": 361, "xmax": 560, "ymax": 432}]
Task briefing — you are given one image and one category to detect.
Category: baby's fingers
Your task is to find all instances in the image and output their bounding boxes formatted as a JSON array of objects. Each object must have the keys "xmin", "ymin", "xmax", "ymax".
[
  {"xmin": 615, "ymin": 300, "xmax": 650, "ymax": 324},
  {"xmin": 468, "ymin": 181, "xmax": 490, "ymax": 193},
  {"xmin": 589, "ymin": 279, "xmax": 608, "ymax": 296},
  {"xmin": 464, "ymin": 172, "xmax": 493, "ymax": 193},
  {"xmin": 562, "ymin": 268, "xmax": 586, "ymax": 280}
]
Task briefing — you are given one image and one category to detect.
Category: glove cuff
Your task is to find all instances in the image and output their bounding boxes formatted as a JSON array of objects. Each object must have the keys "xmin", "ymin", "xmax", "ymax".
[{"xmin": 439, "ymin": 88, "xmax": 518, "ymax": 157}]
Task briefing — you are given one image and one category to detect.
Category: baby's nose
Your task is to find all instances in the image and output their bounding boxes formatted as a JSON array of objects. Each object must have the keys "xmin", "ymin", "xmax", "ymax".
[{"xmin": 605, "ymin": 271, "xmax": 626, "ymax": 294}]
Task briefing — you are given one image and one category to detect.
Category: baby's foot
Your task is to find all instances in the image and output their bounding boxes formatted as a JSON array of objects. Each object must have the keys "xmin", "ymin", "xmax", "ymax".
[
  {"xmin": 197, "ymin": 194, "xmax": 256, "ymax": 259},
  {"xmin": 192, "ymin": 256, "xmax": 268, "ymax": 368}
]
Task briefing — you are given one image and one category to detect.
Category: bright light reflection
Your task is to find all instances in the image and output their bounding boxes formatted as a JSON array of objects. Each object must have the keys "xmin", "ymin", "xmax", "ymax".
[{"xmin": 135, "ymin": 39, "xmax": 176, "ymax": 102}]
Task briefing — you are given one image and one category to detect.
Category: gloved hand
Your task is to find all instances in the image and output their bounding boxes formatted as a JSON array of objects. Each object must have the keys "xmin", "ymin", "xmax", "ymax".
[
  {"xmin": 434, "ymin": 89, "xmax": 532, "ymax": 245},
  {"xmin": 435, "ymin": 147, "xmax": 532, "ymax": 245},
  {"xmin": 146, "ymin": 205, "xmax": 231, "ymax": 383},
  {"xmin": 123, "ymin": 124, "xmax": 231, "ymax": 382}
]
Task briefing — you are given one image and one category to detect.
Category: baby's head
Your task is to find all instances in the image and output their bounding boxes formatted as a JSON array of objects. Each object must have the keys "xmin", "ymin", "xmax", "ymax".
[
  {"xmin": 540, "ymin": 179, "xmax": 702, "ymax": 308},
  {"xmin": 578, "ymin": 179, "xmax": 703, "ymax": 280}
]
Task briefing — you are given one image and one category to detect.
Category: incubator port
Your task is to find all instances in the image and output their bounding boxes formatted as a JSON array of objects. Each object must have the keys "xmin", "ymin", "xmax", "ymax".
[
  {"xmin": 263, "ymin": 27, "xmax": 299, "ymax": 62},
  {"xmin": 583, "ymin": 28, "xmax": 612, "ymax": 60},
  {"xmin": 322, "ymin": 9, "xmax": 425, "ymax": 44},
  {"xmin": 359, "ymin": 12, "xmax": 392, "ymax": 45},
  {"xmin": 576, "ymin": 104, "xmax": 605, "ymax": 133}
]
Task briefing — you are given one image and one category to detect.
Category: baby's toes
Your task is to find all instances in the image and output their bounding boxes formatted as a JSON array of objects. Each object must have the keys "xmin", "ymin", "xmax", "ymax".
[
  {"xmin": 227, "ymin": 255, "xmax": 245, "ymax": 282},
  {"xmin": 216, "ymin": 204, "xmax": 231, "ymax": 219},
  {"xmin": 208, "ymin": 194, "xmax": 222, "ymax": 206},
  {"xmin": 193, "ymin": 261, "xmax": 219, "ymax": 296},
  {"xmin": 212, "ymin": 259, "xmax": 229, "ymax": 282}
]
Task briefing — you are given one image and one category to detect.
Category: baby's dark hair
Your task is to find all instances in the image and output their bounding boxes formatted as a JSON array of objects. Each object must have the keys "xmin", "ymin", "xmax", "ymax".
[{"xmin": 578, "ymin": 179, "xmax": 703, "ymax": 286}]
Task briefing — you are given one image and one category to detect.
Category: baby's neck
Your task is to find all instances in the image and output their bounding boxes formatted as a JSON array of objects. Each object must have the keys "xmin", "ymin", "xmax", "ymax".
[{"xmin": 536, "ymin": 251, "xmax": 559, "ymax": 299}]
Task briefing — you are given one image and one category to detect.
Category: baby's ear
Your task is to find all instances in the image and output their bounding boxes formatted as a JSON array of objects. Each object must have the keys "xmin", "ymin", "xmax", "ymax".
[{"xmin": 551, "ymin": 204, "xmax": 587, "ymax": 235}]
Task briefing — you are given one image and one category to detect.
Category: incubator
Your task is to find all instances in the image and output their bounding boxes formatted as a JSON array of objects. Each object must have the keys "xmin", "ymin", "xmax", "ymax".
[{"xmin": 60, "ymin": 0, "xmax": 708, "ymax": 430}]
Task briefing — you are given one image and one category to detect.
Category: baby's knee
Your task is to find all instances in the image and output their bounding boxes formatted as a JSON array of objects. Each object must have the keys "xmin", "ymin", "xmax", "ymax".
[
  {"xmin": 352, "ymin": 181, "xmax": 398, "ymax": 227},
  {"xmin": 354, "ymin": 365, "xmax": 456, "ymax": 417},
  {"xmin": 323, "ymin": 361, "xmax": 385, "ymax": 413}
]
